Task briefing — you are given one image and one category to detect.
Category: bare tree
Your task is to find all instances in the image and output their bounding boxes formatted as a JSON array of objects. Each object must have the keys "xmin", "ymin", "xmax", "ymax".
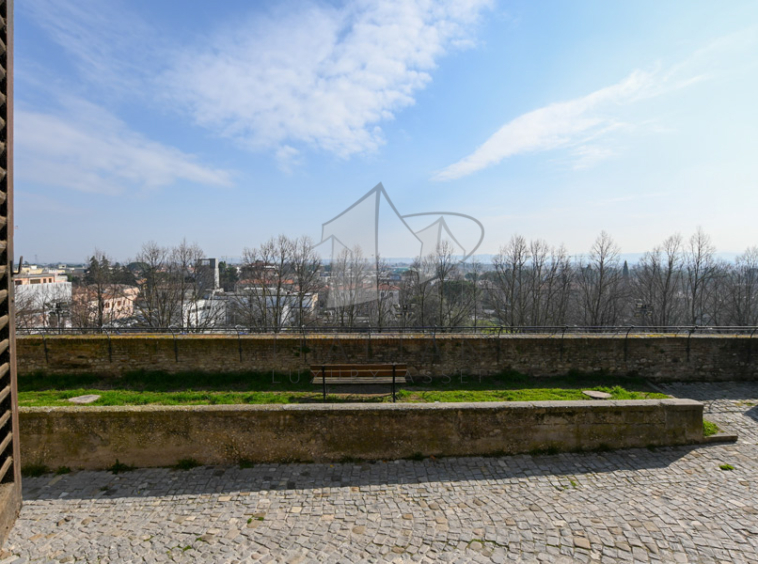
[
  {"xmin": 684, "ymin": 227, "xmax": 717, "ymax": 325},
  {"xmin": 329, "ymin": 246, "xmax": 369, "ymax": 328},
  {"xmin": 492, "ymin": 235, "xmax": 530, "ymax": 326},
  {"xmin": 172, "ymin": 239, "xmax": 206, "ymax": 330},
  {"xmin": 16, "ymin": 282, "xmax": 71, "ymax": 330},
  {"xmin": 290, "ymin": 236, "xmax": 321, "ymax": 328},
  {"xmin": 722, "ymin": 247, "xmax": 758, "ymax": 325},
  {"xmin": 631, "ymin": 234, "xmax": 685, "ymax": 326},
  {"xmin": 369, "ymin": 254, "xmax": 394, "ymax": 329},
  {"xmin": 542, "ymin": 244, "xmax": 574, "ymax": 325},
  {"xmin": 132, "ymin": 242, "xmax": 182, "ymax": 328},
  {"xmin": 468, "ymin": 257, "xmax": 483, "ymax": 328},
  {"xmin": 430, "ymin": 241, "xmax": 462, "ymax": 327},
  {"xmin": 234, "ymin": 235, "xmax": 295, "ymax": 331},
  {"xmin": 576, "ymin": 231, "xmax": 626, "ymax": 326}
]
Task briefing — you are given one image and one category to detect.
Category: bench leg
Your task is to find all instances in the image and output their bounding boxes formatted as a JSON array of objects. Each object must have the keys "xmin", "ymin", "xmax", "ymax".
[
  {"xmin": 322, "ymin": 366, "xmax": 326, "ymax": 403},
  {"xmin": 392, "ymin": 364, "xmax": 396, "ymax": 403}
]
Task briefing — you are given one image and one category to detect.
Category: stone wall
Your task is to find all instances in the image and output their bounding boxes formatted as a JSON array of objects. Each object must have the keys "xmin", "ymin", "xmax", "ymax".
[
  {"xmin": 16, "ymin": 334, "xmax": 758, "ymax": 381},
  {"xmin": 19, "ymin": 399, "xmax": 704, "ymax": 469}
]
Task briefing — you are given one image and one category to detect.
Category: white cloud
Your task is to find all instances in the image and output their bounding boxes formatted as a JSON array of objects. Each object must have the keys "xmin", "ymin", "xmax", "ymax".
[
  {"xmin": 433, "ymin": 29, "xmax": 758, "ymax": 182},
  {"xmin": 432, "ymin": 70, "xmax": 659, "ymax": 181},
  {"xmin": 16, "ymin": 99, "xmax": 234, "ymax": 195},
  {"xmin": 161, "ymin": 0, "xmax": 492, "ymax": 158},
  {"xmin": 22, "ymin": 0, "xmax": 158, "ymax": 94}
]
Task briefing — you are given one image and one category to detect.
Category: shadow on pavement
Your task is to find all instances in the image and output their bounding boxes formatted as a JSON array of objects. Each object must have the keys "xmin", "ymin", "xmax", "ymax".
[
  {"xmin": 23, "ymin": 443, "xmax": 707, "ymax": 502},
  {"xmin": 746, "ymin": 404, "xmax": 758, "ymax": 424},
  {"xmin": 659, "ymin": 382, "xmax": 758, "ymax": 402}
]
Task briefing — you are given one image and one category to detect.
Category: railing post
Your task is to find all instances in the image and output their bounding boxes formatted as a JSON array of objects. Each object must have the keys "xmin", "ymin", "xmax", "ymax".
[
  {"xmin": 392, "ymin": 363, "xmax": 396, "ymax": 403},
  {"xmin": 687, "ymin": 326, "xmax": 697, "ymax": 362},
  {"xmin": 497, "ymin": 326, "xmax": 502, "ymax": 365},
  {"xmin": 322, "ymin": 365, "xmax": 326, "ymax": 403},
  {"xmin": 560, "ymin": 325, "xmax": 568, "ymax": 361},
  {"xmin": 624, "ymin": 325, "xmax": 634, "ymax": 362},
  {"xmin": 106, "ymin": 330, "xmax": 112, "ymax": 363},
  {"xmin": 171, "ymin": 329, "xmax": 178, "ymax": 363},
  {"xmin": 748, "ymin": 326, "xmax": 758, "ymax": 364}
]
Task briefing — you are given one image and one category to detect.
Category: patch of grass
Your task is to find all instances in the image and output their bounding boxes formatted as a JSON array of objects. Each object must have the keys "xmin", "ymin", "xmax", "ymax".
[
  {"xmin": 17, "ymin": 369, "xmax": 668, "ymax": 406},
  {"xmin": 108, "ymin": 459, "xmax": 135, "ymax": 474},
  {"xmin": 173, "ymin": 458, "xmax": 201, "ymax": 471},
  {"xmin": 406, "ymin": 452, "xmax": 425, "ymax": 461},
  {"xmin": 402, "ymin": 371, "xmax": 666, "ymax": 403},
  {"xmin": 55, "ymin": 466, "xmax": 72, "ymax": 475},
  {"xmin": 22, "ymin": 463, "xmax": 49, "ymax": 477},
  {"xmin": 703, "ymin": 420, "xmax": 720, "ymax": 437},
  {"xmin": 238, "ymin": 459, "xmax": 254, "ymax": 469},
  {"xmin": 719, "ymin": 463, "xmax": 735, "ymax": 471}
]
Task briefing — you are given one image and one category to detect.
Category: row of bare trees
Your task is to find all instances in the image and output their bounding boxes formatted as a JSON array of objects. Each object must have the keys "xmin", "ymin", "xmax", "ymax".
[
  {"xmin": 58, "ymin": 241, "xmax": 219, "ymax": 330},
  {"xmin": 19, "ymin": 229, "xmax": 758, "ymax": 331},
  {"xmin": 230, "ymin": 235, "xmax": 321, "ymax": 330},
  {"xmin": 479, "ymin": 228, "xmax": 758, "ymax": 328}
]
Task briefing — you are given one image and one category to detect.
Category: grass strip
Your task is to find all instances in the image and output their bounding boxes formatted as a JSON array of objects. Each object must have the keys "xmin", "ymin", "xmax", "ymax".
[{"xmin": 18, "ymin": 369, "xmax": 667, "ymax": 406}]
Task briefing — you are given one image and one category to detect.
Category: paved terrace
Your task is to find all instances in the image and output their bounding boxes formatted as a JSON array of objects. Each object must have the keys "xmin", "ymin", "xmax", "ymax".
[{"xmin": 3, "ymin": 383, "xmax": 758, "ymax": 564}]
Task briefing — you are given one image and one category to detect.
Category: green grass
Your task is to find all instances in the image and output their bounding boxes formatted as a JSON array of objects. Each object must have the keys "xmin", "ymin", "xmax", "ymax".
[
  {"xmin": 703, "ymin": 420, "xmax": 720, "ymax": 437},
  {"xmin": 21, "ymin": 464, "xmax": 49, "ymax": 477},
  {"xmin": 719, "ymin": 463, "xmax": 735, "ymax": 471},
  {"xmin": 400, "ymin": 371, "xmax": 665, "ymax": 403},
  {"xmin": 173, "ymin": 458, "xmax": 201, "ymax": 471},
  {"xmin": 17, "ymin": 369, "xmax": 667, "ymax": 406},
  {"xmin": 108, "ymin": 459, "xmax": 135, "ymax": 474}
]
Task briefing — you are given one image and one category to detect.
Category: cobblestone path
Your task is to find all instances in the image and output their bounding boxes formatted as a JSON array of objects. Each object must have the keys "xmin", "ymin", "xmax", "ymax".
[{"xmin": 4, "ymin": 383, "xmax": 758, "ymax": 563}]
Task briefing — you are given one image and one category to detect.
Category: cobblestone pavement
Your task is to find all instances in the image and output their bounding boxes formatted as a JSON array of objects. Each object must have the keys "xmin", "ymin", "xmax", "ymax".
[{"xmin": 4, "ymin": 383, "xmax": 758, "ymax": 563}]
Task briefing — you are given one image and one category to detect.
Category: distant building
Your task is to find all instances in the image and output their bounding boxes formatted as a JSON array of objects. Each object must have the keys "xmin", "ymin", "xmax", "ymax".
[
  {"xmin": 71, "ymin": 285, "xmax": 139, "ymax": 327},
  {"xmin": 195, "ymin": 258, "xmax": 220, "ymax": 294},
  {"xmin": 15, "ymin": 273, "xmax": 72, "ymax": 329}
]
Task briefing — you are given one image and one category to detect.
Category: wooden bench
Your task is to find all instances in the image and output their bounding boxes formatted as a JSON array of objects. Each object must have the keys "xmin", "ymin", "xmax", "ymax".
[{"xmin": 310, "ymin": 364, "xmax": 408, "ymax": 402}]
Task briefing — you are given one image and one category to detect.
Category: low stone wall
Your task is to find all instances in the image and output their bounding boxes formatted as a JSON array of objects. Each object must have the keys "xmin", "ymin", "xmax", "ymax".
[
  {"xmin": 16, "ymin": 334, "xmax": 758, "ymax": 381},
  {"xmin": 20, "ymin": 399, "xmax": 704, "ymax": 470}
]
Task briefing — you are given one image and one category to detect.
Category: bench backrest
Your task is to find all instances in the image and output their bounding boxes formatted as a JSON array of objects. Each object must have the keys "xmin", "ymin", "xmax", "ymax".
[{"xmin": 310, "ymin": 364, "xmax": 407, "ymax": 378}]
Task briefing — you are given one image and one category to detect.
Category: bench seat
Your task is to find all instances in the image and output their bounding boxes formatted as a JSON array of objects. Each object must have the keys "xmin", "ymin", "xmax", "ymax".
[{"xmin": 310, "ymin": 364, "xmax": 408, "ymax": 384}]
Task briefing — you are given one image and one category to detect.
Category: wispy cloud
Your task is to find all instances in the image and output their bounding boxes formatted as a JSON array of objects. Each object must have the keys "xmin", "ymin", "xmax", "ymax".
[
  {"xmin": 433, "ymin": 29, "xmax": 758, "ymax": 182},
  {"xmin": 432, "ymin": 70, "xmax": 661, "ymax": 181},
  {"xmin": 22, "ymin": 0, "xmax": 159, "ymax": 94},
  {"xmin": 161, "ymin": 0, "xmax": 492, "ymax": 158},
  {"xmin": 17, "ymin": 99, "xmax": 234, "ymax": 195}
]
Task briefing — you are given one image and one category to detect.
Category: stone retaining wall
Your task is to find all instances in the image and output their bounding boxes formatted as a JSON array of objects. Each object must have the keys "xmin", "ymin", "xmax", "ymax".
[
  {"xmin": 16, "ymin": 334, "xmax": 758, "ymax": 381},
  {"xmin": 20, "ymin": 399, "xmax": 704, "ymax": 469}
]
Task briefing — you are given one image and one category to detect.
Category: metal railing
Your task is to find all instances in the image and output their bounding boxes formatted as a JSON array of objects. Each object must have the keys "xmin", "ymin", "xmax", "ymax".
[{"xmin": 15, "ymin": 325, "xmax": 758, "ymax": 336}]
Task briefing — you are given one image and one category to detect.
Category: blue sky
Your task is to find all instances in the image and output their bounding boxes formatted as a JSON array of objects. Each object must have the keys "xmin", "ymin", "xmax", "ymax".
[{"xmin": 15, "ymin": 0, "xmax": 758, "ymax": 263}]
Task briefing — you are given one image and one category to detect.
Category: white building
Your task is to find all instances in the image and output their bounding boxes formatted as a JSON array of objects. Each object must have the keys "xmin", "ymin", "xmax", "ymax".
[{"xmin": 14, "ymin": 273, "xmax": 72, "ymax": 329}]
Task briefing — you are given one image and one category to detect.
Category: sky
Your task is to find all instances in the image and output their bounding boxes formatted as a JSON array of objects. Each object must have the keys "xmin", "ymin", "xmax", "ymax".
[{"xmin": 14, "ymin": 0, "xmax": 758, "ymax": 263}]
